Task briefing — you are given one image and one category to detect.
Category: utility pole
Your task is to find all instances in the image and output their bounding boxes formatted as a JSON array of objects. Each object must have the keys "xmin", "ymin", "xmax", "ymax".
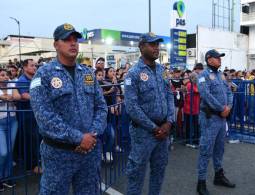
[
  {"xmin": 231, "ymin": 0, "xmax": 235, "ymax": 32},
  {"xmin": 149, "ymin": 0, "xmax": 151, "ymax": 32},
  {"xmin": 10, "ymin": 17, "xmax": 21, "ymax": 63}
]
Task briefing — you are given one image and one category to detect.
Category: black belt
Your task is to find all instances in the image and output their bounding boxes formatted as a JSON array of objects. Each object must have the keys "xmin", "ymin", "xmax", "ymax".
[
  {"xmin": 131, "ymin": 118, "xmax": 167, "ymax": 128},
  {"xmin": 201, "ymin": 107, "xmax": 221, "ymax": 118},
  {"xmin": 43, "ymin": 137, "xmax": 78, "ymax": 151}
]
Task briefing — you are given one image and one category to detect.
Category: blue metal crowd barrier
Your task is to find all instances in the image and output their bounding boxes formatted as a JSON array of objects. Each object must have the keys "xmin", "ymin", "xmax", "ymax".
[
  {"xmin": 0, "ymin": 102, "xmax": 41, "ymax": 195},
  {"xmin": 170, "ymin": 79, "xmax": 255, "ymax": 145},
  {"xmin": 228, "ymin": 80, "xmax": 255, "ymax": 143},
  {"xmin": 100, "ymin": 103, "xmax": 130, "ymax": 191}
]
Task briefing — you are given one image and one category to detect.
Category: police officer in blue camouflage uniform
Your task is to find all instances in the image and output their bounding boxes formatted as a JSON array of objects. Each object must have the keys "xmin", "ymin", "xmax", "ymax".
[
  {"xmin": 124, "ymin": 32, "xmax": 175, "ymax": 195},
  {"xmin": 197, "ymin": 49, "xmax": 235, "ymax": 195},
  {"xmin": 30, "ymin": 23, "xmax": 107, "ymax": 195}
]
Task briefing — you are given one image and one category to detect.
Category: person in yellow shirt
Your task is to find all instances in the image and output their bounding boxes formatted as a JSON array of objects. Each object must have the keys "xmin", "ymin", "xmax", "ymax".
[{"xmin": 246, "ymin": 72, "xmax": 255, "ymax": 122}]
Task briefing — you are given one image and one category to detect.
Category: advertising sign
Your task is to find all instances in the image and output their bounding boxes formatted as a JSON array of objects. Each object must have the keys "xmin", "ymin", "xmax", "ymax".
[
  {"xmin": 170, "ymin": 0, "xmax": 187, "ymax": 69},
  {"xmin": 121, "ymin": 32, "xmax": 141, "ymax": 42},
  {"xmin": 107, "ymin": 55, "xmax": 115, "ymax": 66},
  {"xmin": 79, "ymin": 29, "xmax": 100, "ymax": 42},
  {"xmin": 171, "ymin": 0, "xmax": 186, "ymax": 30},
  {"xmin": 170, "ymin": 29, "xmax": 187, "ymax": 67}
]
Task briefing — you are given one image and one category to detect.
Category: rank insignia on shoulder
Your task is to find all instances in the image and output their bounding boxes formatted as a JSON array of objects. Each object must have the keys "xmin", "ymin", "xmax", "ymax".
[
  {"xmin": 198, "ymin": 77, "xmax": 205, "ymax": 83},
  {"xmin": 51, "ymin": 77, "xmax": 62, "ymax": 89},
  {"xmin": 30, "ymin": 77, "xmax": 41, "ymax": 89},
  {"xmin": 209, "ymin": 74, "xmax": 215, "ymax": 80},
  {"xmin": 125, "ymin": 78, "xmax": 132, "ymax": 85},
  {"xmin": 84, "ymin": 74, "xmax": 94, "ymax": 85},
  {"xmin": 140, "ymin": 72, "xmax": 149, "ymax": 81}
]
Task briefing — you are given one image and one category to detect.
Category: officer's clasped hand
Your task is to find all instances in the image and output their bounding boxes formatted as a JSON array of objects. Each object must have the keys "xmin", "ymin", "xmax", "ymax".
[
  {"xmin": 78, "ymin": 133, "xmax": 97, "ymax": 153},
  {"xmin": 220, "ymin": 106, "xmax": 231, "ymax": 118},
  {"xmin": 154, "ymin": 122, "xmax": 171, "ymax": 140}
]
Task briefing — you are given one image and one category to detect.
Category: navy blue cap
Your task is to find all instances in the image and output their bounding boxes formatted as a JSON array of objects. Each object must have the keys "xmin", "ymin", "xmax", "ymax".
[
  {"xmin": 139, "ymin": 32, "xmax": 164, "ymax": 44},
  {"xmin": 205, "ymin": 49, "xmax": 225, "ymax": 61},
  {"xmin": 53, "ymin": 23, "xmax": 82, "ymax": 41}
]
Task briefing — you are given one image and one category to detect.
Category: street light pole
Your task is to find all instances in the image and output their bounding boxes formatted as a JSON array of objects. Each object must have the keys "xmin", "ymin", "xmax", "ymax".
[
  {"xmin": 149, "ymin": 0, "xmax": 151, "ymax": 32},
  {"xmin": 10, "ymin": 17, "xmax": 21, "ymax": 63},
  {"xmin": 88, "ymin": 40, "xmax": 94, "ymax": 65}
]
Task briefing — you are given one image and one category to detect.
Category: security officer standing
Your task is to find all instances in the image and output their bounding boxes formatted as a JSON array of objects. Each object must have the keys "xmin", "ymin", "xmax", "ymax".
[
  {"xmin": 30, "ymin": 23, "xmax": 107, "ymax": 195},
  {"xmin": 197, "ymin": 49, "xmax": 235, "ymax": 195},
  {"xmin": 124, "ymin": 32, "xmax": 175, "ymax": 195}
]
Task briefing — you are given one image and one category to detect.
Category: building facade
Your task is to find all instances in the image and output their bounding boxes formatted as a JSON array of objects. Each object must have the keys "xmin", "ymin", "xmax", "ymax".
[
  {"xmin": 241, "ymin": 0, "xmax": 255, "ymax": 69},
  {"xmin": 0, "ymin": 29, "xmax": 171, "ymax": 68}
]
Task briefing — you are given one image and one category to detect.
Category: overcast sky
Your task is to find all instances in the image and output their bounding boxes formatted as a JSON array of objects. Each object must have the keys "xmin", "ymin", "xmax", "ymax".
[{"xmin": 0, "ymin": 0, "xmax": 240, "ymax": 39}]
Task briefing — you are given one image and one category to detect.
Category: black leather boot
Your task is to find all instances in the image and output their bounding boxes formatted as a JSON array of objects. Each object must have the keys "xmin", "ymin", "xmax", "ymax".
[
  {"xmin": 197, "ymin": 180, "xmax": 210, "ymax": 195},
  {"xmin": 214, "ymin": 168, "xmax": 236, "ymax": 188}
]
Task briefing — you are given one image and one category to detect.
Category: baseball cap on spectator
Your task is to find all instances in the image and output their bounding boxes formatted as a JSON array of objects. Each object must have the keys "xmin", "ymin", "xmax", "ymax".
[
  {"xmin": 139, "ymin": 32, "xmax": 163, "ymax": 46},
  {"xmin": 205, "ymin": 49, "xmax": 225, "ymax": 63},
  {"xmin": 95, "ymin": 57, "xmax": 105, "ymax": 64},
  {"xmin": 194, "ymin": 63, "xmax": 204, "ymax": 70},
  {"xmin": 53, "ymin": 23, "xmax": 82, "ymax": 41}
]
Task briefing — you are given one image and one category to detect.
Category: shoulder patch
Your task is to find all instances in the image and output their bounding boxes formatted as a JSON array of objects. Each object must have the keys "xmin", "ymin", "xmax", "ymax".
[
  {"xmin": 30, "ymin": 78, "xmax": 41, "ymax": 89},
  {"xmin": 198, "ymin": 77, "xmax": 206, "ymax": 83},
  {"xmin": 125, "ymin": 78, "xmax": 132, "ymax": 85},
  {"xmin": 209, "ymin": 73, "xmax": 215, "ymax": 80}
]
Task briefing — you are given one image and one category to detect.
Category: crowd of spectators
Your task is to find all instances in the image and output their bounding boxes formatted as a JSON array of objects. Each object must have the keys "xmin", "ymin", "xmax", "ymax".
[
  {"xmin": 0, "ymin": 58, "xmax": 43, "ymax": 191},
  {"xmin": 94, "ymin": 57, "xmax": 130, "ymax": 162},
  {"xmin": 167, "ymin": 63, "xmax": 204, "ymax": 148}
]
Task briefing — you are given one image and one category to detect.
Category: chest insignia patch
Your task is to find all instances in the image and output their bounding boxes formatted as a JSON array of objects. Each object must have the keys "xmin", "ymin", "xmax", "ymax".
[
  {"xmin": 51, "ymin": 77, "xmax": 63, "ymax": 89},
  {"xmin": 84, "ymin": 74, "xmax": 94, "ymax": 85},
  {"xmin": 140, "ymin": 72, "xmax": 149, "ymax": 81}
]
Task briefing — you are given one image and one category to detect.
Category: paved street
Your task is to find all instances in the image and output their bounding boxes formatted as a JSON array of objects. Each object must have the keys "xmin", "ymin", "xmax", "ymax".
[
  {"xmin": 112, "ymin": 142, "xmax": 255, "ymax": 195},
  {"xmin": 1, "ymin": 142, "xmax": 255, "ymax": 195}
]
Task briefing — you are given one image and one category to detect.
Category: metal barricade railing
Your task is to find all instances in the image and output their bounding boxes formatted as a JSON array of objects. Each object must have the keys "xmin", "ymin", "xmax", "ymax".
[
  {"xmin": 169, "ymin": 79, "xmax": 200, "ymax": 147},
  {"xmin": 228, "ymin": 79, "xmax": 255, "ymax": 143},
  {"xmin": 101, "ymin": 102, "xmax": 130, "ymax": 191},
  {"xmin": 100, "ymin": 81, "xmax": 130, "ymax": 191},
  {"xmin": 176, "ymin": 79, "xmax": 255, "ymax": 145},
  {"xmin": 169, "ymin": 78, "xmax": 255, "ymax": 146},
  {"xmin": 0, "ymin": 102, "xmax": 41, "ymax": 195}
]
